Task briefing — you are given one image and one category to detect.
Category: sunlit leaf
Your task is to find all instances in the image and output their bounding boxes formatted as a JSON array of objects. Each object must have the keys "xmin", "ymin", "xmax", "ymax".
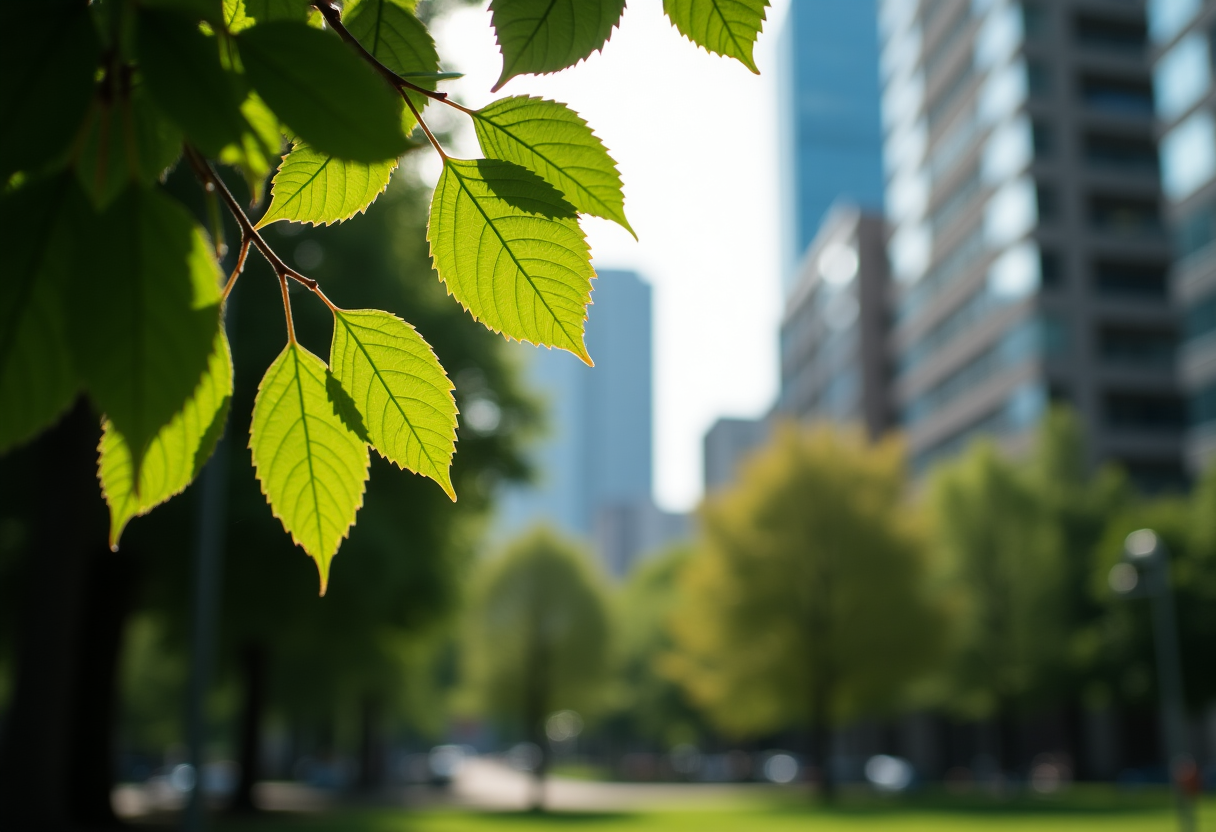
[
  {"xmin": 330, "ymin": 308, "xmax": 457, "ymax": 499},
  {"xmin": 427, "ymin": 158, "xmax": 593, "ymax": 364},
  {"xmin": 344, "ymin": 0, "xmax": 439, "ymax": 135},
  {"xmin": 67, "ymin": 188, "xmax": 222, "ymax": 478},
  {"xmin": 473, "ymin": 96, "xmax": 632, "ymax": 236},
  {"xmin": 664, "ymin": 0, "xmax": 768, "ymax": 74},
  {"xmin": 250, "ymin": 342, "xmax": 370, "ymax": 594},
  {"xmin": 237, "ymin": 21, "xmax": 408, "ymax": 163},
  {"xmin": 222, "ymin": 0, "xmax": 310, "ymax": 33},
  {"xmin": 0, "ymin": 1, "xmax": 101, "ymax": 181},
  {"xmin": 99, "ymin": 330, "xmax": 233, "ymax": 549},
  {"xmin": 488, "ymin": 0, "xmax": 625, "ymax": 91},
  {"xmin": 0, "ymin": 175, "xmax": 82, "ymax": 454},
  {"xmin": 256, "ymin": 141, "xmax": 396, "ymax": 227},
  {"xmin": 136, "ymin": 7, "xmax": 247, "ymax": 156}
]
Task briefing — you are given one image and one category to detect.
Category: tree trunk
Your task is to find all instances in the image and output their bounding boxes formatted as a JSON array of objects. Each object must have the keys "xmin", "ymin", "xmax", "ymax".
[
  {"xmin": 229, "ymin": 641, "xmax": 267, "ymax": 813},
  {"xmin": 524, "ymin": 623, "xmax": 549, "ymax": 812},
  {"xmin": 67, "ymin": 547, "xmax": 139, "ymax": 829},
  {"xmin": 0, "ymin": 401, "xmax": 110, "ymax": 831},
  {"xmin": 810, "ymin": 679, "xmax": 835, "ymax": 803},
  {"xmin": 356, "ymin": 695, "xmax": 384, "ymax": 792}
]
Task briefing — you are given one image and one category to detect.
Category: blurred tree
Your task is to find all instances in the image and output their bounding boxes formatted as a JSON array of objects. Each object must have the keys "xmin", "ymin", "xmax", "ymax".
[
  {"xmin": 665, "ymin": 424, "xmax": 945, "ymax": 800},
  {"xmin": 461, "ymin": 528, "xmax": 612, "ymax": 810},
  {"xmin": 611, "ymin": 545, "xmax": 707, "ymax": 751},
  {"xmin": 927, "ymin": 438, "xmax": 1070, "ymax": 769}
]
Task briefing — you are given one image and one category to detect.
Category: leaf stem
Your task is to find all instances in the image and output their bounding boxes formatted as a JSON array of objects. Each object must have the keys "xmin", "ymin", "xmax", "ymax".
[
  {"xmin": 402, "ymin": 93, "xmax": 447, "ymax": 160},
  {"xmin": 278, "ymin": 274, "xmax": 297, "ymax": 345},
  {"xmin": 221, "ymin": 233, "xmax": 251, "ymax": 302}
]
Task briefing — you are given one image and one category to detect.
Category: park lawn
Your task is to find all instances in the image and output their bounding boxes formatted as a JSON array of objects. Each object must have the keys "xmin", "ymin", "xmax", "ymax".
[{"xmin": 216, "ymin": 795, "xmax": 1216, "ymax": 832}]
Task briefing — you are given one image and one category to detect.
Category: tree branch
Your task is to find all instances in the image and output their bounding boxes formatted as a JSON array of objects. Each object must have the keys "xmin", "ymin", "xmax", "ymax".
[
  {"xmin": 182, "ymin": 145, "xmax": 318, "ymax": 294},
  {"xmin": 310, "ymin": 0, "xmax": 450, "ymax": 104}
]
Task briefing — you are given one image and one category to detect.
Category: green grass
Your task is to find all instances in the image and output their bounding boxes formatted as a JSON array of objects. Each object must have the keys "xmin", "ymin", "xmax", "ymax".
[{"xmin": 215, "ymin": 791, "xmax": 1216, "ymax": 832}]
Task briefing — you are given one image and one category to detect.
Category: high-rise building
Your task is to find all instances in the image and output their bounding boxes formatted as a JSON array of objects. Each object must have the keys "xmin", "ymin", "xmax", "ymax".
[
  {"xmin": 777, "ymin": 205, "xmax": 891, "ymax": 437},
  {"xmin": 494, "ymin": 269, "xmax": 685, "ymax": 575},
  {"xmin": 703, "ymin": 417, "xmax": 769, "ymax": 493},
  {"xmin": 778, "ymin": 0, "xmax": 887, "ymax": 293},
  {"xmin": 878, "ymin": 0, "xmax": 1185, "ymax": 486},
  {"xmin": 1149, "ymin": 0, "xmax": 1216, "ymax": 474}
]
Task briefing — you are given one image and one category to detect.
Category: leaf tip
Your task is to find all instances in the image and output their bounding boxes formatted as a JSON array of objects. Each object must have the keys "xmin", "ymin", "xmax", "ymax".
[{"xmin": 316, "ymin": 557, "xmax": 330, "ymax": 597}]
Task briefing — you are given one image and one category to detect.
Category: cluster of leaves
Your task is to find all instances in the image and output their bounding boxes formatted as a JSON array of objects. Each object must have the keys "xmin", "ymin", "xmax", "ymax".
[{"xmin": 0, "ymin": 0, "xmax": 769, "ymax": 594}]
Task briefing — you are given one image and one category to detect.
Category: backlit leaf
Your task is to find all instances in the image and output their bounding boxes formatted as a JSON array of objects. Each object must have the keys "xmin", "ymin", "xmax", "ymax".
[
  {"xmin": 0, "ymin": 1, "xmax": 101, "ymax": 181},
  {"xmin": 218, "ymin": 92, "xmax": 284, "ymax": 206},
  {"xmin": 488, "ymin": 0, "xmax": 625, "ymax": 91},
  {"xmin": 663, "ymin": 0, "xmax": 768, "ymax": 74},
  {"xmin": 238, "ymin": 21, "xmax": 409, "ymax": 163},
  {"xmin": 136, "ymin": 7, "xmax": 247, "ymax": 156},
  {"xmin": 256, "ymin": 142, "xmax": 397, "ymax": 228},
  {"xmin": 75, "ymin": 87, "xmax": 184, "ymax": 209},
  {"xmin": 344, "ymin": 0, "xmax": 440, "ymax": 135},
  {"xmin": 250, "ymin": 342, "xmax": 370, "ymax": 594},
  {"xmin": 0, "ymin": 175, "xmax": 82, "ymax": 453},
  {"xmin": 473, "ymin": 96, "xmax": 632, "ymax": 236},
  {"xmin": 330, "ymin": 309, "xmax": 457, "ymax": 499},
  {"xmin": 99, "ymin": 329, "xmax": 233, "ymax": 549},
  {"xmin": 223, "ymin": 0, "xmax": 310, "ymax": 33},
  {"xmin": 427, "ymin": 158, "xmax": 594, "ymax": 364},
  {"xmin": 67, "ymin": 189, "xmax": 222, "ymax": 478}
]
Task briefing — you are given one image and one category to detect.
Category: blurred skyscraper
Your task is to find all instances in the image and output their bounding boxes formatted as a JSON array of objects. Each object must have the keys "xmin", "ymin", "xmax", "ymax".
[
  {"xmin": 495, "ymin": 269, "xmax": 686, "ymax": 576},
  {"xmin": 878, "ymin": 0, "xmax": 1185, "ymax": 486},
  {"xmin": 778, "ymin": 0, "xmax": 887, "ymax": 293},
  {"xmin": 1149, "ymin": 0, "xmax": 1216, "ymax": 473}
]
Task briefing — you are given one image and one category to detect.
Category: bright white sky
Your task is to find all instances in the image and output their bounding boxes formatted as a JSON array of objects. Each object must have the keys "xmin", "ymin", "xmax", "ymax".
[{"xmin": 429, "ymin": 1, "xmax": 790, "ymax": 512}]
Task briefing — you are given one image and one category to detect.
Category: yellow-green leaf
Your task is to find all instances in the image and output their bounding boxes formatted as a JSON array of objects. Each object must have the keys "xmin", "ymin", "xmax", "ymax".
[
  {"xmin": 488, "ymin": 0, "xmax": 625, "ymax": 91},
  {"xmin": 99, "ymin": 329, "xmax": 233, "ymax": 549},
  {"xmin": 472, "ymin": 96, "xmax": 632, "ymax": 236},
  {"xmin": 344, "ymin": 0, "xmax": 439, "ymax": 135},
  {"xmin": 427, "ymin": 158, "xmax": 594, "ymax": 364},
  {"xmin": 256, "ymin": 142, "xmax": 397, "ymax": 228},
  {"xmin": 250, "ymin": 342, "xmax": 369, "ymax": 594},
  {"xmin": 329, "ymin": 308, "xmax": 457, "ymax": 499},
  {"xmin": 664, "ymin": 0, "xmax": 769, "ymax": 74}
]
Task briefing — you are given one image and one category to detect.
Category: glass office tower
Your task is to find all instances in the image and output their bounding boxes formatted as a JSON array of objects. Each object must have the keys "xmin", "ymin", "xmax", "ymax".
[
  {"xmin": 778, "ymin": 0, "xmax": 887, "ymax": 294},
  {"xmin": 1150, "ymin": 0, "xmax": 1216, "ymax": 473},
  {"xmin": 879, "ymin": 0, "xmax": 1185, "ymax": 486}
]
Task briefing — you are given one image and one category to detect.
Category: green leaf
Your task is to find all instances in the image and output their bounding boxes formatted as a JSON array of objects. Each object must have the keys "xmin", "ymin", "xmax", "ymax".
[
  {"xmin": 250, "ymin": 342, "xmax": 370, "ymax": 594},
  {"xmin": 256, "ymin": 142, "xmax": 397, "ymax": 228},
  {"xmin": 75, "ymin": 87, "xmax": 184, "ymax": 209},
  {"xmin": 427, "ymin": 158, "xmax": 593, "ymax": 364},
  {"xmin": 218, "ymin": 92, "xmax": 283, "ymax": 205},
  {"xmin": 99, "ymin": 329, "xmax": 233, "ymax": 549},
  {"xmin": 488, "ymin": 0, "xmax": 625, "ymax": 91},
  {"xmin": 472, "ymin": 96, "xmax": 633, "ymax": 236},
  {"xmin": 330, "ymin": 309, "xmax": 457, "ymax": 499},
  {"xmin": 223, "ymin": 0, "xmax": 310, "ymax": 33},
  {"xmin": 0, "ymin": 2, "xmax": 101, "ymax": 180},
  {"xmin": 67, "ymin": 188, "xmax": 222, "ymax": 478},
  {"xmin": 344, "ymin": 0, "xmax": 440, "ymax": 135},
  {"xmin": 136, "ymin": 8, "xmax": 247, "ymax": 156},
  {"xmin": 144, "ymin": 0, "xmax": 225, "ymax": 25},
  {"xmin": 0, "ymin": 176, "xmax": 82, "ymax": 454},
  {"xmin": 237, "ymin": 21, "xmax": 409, "ymax": 163},
  {"xmin": 663, "ymin": 0, "xmax": 769, "ymax": 74}
]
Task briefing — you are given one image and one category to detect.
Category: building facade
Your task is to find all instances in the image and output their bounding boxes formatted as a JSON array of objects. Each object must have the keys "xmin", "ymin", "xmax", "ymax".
[
  {"xmin": 777, "ymin": 205, "xmax": 892, "ymax": 437},
  {"xmin": 703, "ymin": 417, "xmax": 769, "ymax": 493},
  {"xmin": 879, "ymin": 0, "xmax": 1185, "ymax": 485},
  {"xmin": 494, "ymin": 269, "xmax": 684, "ymax": 576},
  {"xmin": 778, "ymin": 0, "xmax": 887, "ymax": 293},
  {"xmin": 1150, "ymin": 0, "xmax": 1216, "ymax": 473}
]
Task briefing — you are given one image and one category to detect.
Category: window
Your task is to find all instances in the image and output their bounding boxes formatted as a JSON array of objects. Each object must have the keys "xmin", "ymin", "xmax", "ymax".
[
  {"xmin": 931, "ymin": 166, "xmax": 982, "ymax": 234},
  {"xmin": 1185, "ymin": 292, "xmax": 1216, "ymax": 341},
  {"xmin": 1099, "ymin": 326, "xmax": 1176, "ymax": 366},
  {"xmin": 1148, "ymin": 0, "xmax": 1201, "ymax": 45},
  {"xmin": 1042, "ymin": 314, "xmax": 1070, "ymax": 358},
  {"xmin": 1081, "ymin": 75, "xmax": 1155, "ymax": 115},
  {"xmin": 1192, "ymin": 381, "xmax": 1216, "ymax": 426},
  {"xmin": 1104, "ymin": 392, "xmax": 1184, "ymax": 429},
  {"xmin": 1093, "ymin": 261, "xmax": 1168, "ymax": 298},
  {"xmin": 1085, "ymin": 133, "xmax": 1158, "ymax": 173},
  {"xmin": 1154, "ymin": 33, "xmax": 1211, "ymax": 121},
  {"xmin": 1074, "ymin": 14, "xmax": 1147, "ymax": 54},
  {"xmin": 1089, "ymin": 195, "xmax": 1161, "ymax": 235},
  {"xmin": 986, "ymin": 176, "xmax": 1038, "ymax": 246},
  {"xmin": 1040, "ymin": 250, "xmax": 1062, "ymax": 288},
  {"xmin": 1160, "ymin": 110, "xmax": 1216, "ymax": 201},
  {"xmin": 1175, "ymin": 198, "xmax": 1216, "ymax": 259}
]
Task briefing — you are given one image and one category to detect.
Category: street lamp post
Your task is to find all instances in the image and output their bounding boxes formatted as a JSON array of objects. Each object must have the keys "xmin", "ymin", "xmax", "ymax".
[{"xmin": 1109, "ymin": 529, "xmax": 1195, "ymax": 832}]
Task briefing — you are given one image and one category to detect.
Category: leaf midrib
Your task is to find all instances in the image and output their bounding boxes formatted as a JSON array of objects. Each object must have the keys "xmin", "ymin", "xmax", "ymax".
[
  {"xmin": 445, "ymin": 161, "xmax": 583, "ymax": 348},
  {"xmin": 288, "ymin": 345, "xmax": 326, "ymax": 552},
  {"xmin": 337, "ymin": 313, "xmax": 444, "ymax": 475},
  {"xmin": 500, "ymin": 0, "xmax": 562, "ymax": 80},
  {"xmin": 267, "ymin": 152, "xmax": 334, "ymax": 223}
]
